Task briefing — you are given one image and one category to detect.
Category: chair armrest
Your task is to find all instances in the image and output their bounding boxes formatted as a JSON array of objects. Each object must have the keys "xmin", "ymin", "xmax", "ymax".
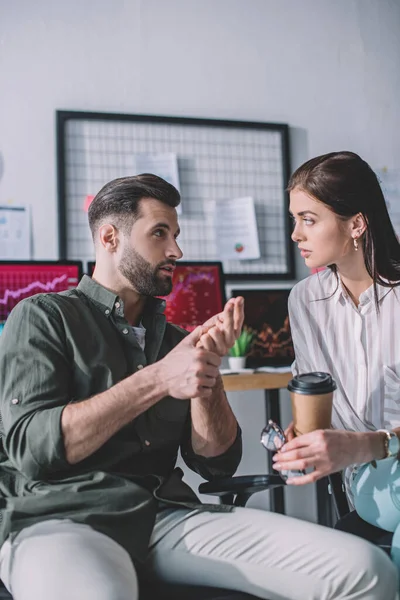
[
  {"xmin": 328, "ymin": 472, "xmax": 350, "ymax": 520},
  {"xmin": 199, "ymin": 474, "xmax": 285, "ymax": 497}
]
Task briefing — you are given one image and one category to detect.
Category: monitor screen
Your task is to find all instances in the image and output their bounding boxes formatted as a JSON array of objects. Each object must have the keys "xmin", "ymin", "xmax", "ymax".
[
  {"xmin": 162, "ymin": 262, "xmax": 226, "ymax": 332},
  {"xmin": 0, "ymin": 261, "xmax": 83, "ymax": 335},
  {"xmin": 230, "ymin": 288, "xmax": 294, "ymax": 367}
]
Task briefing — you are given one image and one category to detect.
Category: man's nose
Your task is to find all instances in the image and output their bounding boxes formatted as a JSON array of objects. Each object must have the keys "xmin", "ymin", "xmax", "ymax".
[{"xmin": 167, "ymin": 240, "xmax": 183, "ymax": 260}]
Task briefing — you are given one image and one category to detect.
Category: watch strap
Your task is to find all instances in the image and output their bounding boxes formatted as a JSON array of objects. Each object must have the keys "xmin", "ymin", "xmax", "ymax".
[{"xmin": 377, "ymin": 429, "xmax": 399, "ymax": 459}]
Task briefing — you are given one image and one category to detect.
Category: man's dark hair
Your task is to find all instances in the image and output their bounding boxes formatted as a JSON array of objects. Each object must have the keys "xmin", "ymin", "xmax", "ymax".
[{"xmin": 88, "ymin": 173, "xmax": 181, "ymax": 239}]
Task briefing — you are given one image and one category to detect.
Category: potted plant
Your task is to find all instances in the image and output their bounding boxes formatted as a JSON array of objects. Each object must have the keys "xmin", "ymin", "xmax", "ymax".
[{"xmin": 228, "ymin": 327, "xmax": 254, "ymax": 370}]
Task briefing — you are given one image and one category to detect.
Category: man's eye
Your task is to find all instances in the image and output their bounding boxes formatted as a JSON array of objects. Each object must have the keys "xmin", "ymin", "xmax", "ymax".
[{"xmin": 154, "ymin": 230, "xmax": 164, "ymax": 237}]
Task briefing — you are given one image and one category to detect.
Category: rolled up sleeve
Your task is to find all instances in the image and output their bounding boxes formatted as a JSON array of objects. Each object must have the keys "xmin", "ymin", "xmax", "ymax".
[
  {"xmin": 0, "ymin": 298, "xmax": 71, "ymax": 479},
  {"xmin": 181, "ymin": 423, "xmax": 242, "ymax": 481}
]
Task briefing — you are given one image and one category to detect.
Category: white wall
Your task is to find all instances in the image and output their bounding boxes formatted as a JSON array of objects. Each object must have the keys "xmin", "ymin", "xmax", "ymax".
[
  {"xmin": 1, "ymin": 0, "xmax": 399, "ymax": 521},
  {"xmin": 1, "ymin": 0, "xmax": 399, "ymax": 259}
]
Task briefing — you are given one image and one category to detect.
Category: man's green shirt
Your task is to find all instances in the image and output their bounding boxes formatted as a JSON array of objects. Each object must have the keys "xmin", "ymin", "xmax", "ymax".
[{"xmin": 0, "ymin": 276, "xmax": 241, "ymax": 562}]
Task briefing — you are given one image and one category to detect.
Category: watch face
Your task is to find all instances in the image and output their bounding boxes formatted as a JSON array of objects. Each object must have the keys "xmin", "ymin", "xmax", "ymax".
[{"xmin": 388, "ymin": 433, "xmax": 400, "ymax": 457}]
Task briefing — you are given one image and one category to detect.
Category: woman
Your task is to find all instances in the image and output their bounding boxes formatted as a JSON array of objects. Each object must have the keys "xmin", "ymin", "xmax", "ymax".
[{"xmin": 272, "ymin": 151, "xmax": 400, "ymax": 572}]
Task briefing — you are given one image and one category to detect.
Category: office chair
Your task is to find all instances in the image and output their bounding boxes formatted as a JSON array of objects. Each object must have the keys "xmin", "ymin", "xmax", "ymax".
[
  {"xmin": 0, "ymin": 474, "xmax": 286, "ymax": 600},
  {"xmin": 328, "ymin": 472, "xmax": 393, "ymax": 556}
]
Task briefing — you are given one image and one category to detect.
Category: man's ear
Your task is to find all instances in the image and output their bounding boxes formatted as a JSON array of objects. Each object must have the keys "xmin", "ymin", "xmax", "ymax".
[
  {"xmin": 350, "ymin": 212, "xmax": 367, "ymax": 239},
  {"xmin": 98, "ymin": 223, "xmax": 119, "ymax": 252}
]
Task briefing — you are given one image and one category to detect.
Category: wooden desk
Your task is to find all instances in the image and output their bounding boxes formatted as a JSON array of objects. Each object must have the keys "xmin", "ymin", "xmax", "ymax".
[
  {"xmin": 221, "ymin": 371, "xmax": 292, "ymax": 515},
  {"xmin": 222, "ymin": 372, "xmax": 292, "ymax": 393}
]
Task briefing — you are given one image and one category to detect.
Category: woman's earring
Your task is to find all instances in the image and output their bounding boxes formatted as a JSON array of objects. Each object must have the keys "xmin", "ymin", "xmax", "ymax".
[{"xmin": 353, "ymin": 237, "xmax": 359, "ymax": 251}]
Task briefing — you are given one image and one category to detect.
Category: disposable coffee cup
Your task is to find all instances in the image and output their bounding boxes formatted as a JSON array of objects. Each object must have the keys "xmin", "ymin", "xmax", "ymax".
[{"xmin": 287, "ymin": 372, "xmax": 336, "ymax": 436}]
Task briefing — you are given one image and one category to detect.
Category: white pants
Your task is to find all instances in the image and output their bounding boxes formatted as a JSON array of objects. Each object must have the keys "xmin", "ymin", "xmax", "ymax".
[{"xmin": 0, "ymin": 507, "xmax": 397, "ymax": 600}]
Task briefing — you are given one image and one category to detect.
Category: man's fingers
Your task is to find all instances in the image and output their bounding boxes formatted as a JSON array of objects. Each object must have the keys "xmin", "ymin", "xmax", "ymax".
[
  {"xmin": 206, "ymin": 326, "xmax": 232, "ymax": 355},
  {"xmin": 201, "ymin": 298, "xmax": 237, "ymax": 331},
  {"xmin": 186, "ymin": 325, "xmax": 206, "ymax": 345},
  {"xmin": 233, "ymin": 297, "xmax": 245, "ymax": 335},
  {"xmin": 223, "ymin": 302, "xmax": 234, "ymax": 325},
  {"xmin": 198, "ymin": 376, "xmax": 217, "ymax": 389},
  {"xmin": 201, "ymin": 363, "xmax": 220, "ymax": 378},
  {"xmin": 198, "ymin": 333, "xmax": 216, "ymax": 352},
  {"xmin": 198, "ymin": 349, "xmax": 221, "ymax": 367},
  {"xmin": 201, "ymin": 314, "xmax": 220, "ymax": 331},
  {"xmin": 194, "ymin": 386, "xmax": 213, "ymax": 399}
]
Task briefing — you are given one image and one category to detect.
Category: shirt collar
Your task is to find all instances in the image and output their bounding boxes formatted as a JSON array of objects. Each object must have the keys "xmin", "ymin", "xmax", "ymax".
[
  {"xmin": 334, "ymin": 273, "xmax": 394, "ymax": 306},
  {"xmin": 77, "ymin": 275, "xmax": 166, "ymax": 318}
]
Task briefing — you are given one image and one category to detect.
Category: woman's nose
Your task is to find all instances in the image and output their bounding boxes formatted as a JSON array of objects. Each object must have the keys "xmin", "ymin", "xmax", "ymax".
[{"xmin": 291, "ymin": 224, "xmax": 302, "ymax": 243}]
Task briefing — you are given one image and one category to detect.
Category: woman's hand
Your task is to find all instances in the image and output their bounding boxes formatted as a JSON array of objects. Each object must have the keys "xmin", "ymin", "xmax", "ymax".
[
  {"xmin": 272, "ymin": 429, "xmax": 372, "ymax": 485},
  {"xmin": 284, "ymin": 421, "xmax": 295, "ymax": 443}
]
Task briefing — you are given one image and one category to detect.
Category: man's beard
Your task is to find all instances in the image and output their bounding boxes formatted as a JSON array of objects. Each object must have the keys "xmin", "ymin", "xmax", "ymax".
[{"xmin": 118, "ymin": 245, "xmax": 174, "ymax": 296}]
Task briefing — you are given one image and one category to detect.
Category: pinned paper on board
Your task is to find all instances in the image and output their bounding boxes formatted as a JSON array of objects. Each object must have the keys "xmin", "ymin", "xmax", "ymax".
[
  {"xmin": 214, "ymin": 196, "xmax": 260, "ymax": 261},
  {"xmin": 0, "ymin": 206, "xmax": 31, "ymax": 259},
  {"xmin": 82, "ymin": 153, "xmax": 181, "ymax": 214},
  {"xmin": 133, "ymin": 153, "xmax": 182, "ymax": 214}
]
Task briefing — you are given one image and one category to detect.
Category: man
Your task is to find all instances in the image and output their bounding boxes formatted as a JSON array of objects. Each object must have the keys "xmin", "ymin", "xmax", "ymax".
[{"xmin": 0, "ymin": 174, "xmax": 396, "ymax": 600}]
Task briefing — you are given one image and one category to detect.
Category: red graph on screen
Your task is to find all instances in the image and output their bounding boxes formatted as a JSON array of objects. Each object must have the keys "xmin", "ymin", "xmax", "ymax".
[
  {"xmin": 0, "ymin": 274, "xmax": 68, "ymax": 305},
  {"xmin": 0, "ymin": 264, "xmax": 79, "ymax": 326},
  {"xmin": 162, "ymin": 265, "xmax": 224, "ymax": 331}
]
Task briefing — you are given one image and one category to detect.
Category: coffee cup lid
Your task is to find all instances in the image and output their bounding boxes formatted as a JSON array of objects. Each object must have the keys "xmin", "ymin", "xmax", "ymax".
[{"xmin": 287, "ymin": 372, "xmax": 337, "ymax": 395}]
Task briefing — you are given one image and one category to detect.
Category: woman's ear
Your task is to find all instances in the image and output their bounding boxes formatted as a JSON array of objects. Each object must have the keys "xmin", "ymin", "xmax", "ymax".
[
  {"xmin": 350, "ymin": 212, "xmax": 367, "ymax": 239},
  {"xmin": 98, "ymin": 223, "xmax": 119, "ymax": 252}
]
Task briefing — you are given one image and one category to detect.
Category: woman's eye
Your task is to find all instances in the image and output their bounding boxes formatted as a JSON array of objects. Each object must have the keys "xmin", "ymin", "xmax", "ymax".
[{"xmin": 289, "ymin": 215, "xmax": 314, "ymax": 227}]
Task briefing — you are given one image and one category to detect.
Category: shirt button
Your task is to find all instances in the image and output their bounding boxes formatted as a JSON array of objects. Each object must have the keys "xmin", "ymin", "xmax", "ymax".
[
  {"xmin": 115, "ymin": 302, "xmax": 121, "ymax": 309},
  {"xmin": 105, "ymin": 309, "xmax": 110, "ymax": 315},
  {"xmin": 122, "ymin": 328, "xmax": 129, "ymax": 335},
  {"xmin": 144, "ymin": 440, "xmax": 151, "ymax": 446},
  {"xmin": 11, "ymin": 398, "xmax": 19, "ymax": 405},
  {"xmin": 137, "ymin": 364, "xmax": 144, "ymax": 370}
]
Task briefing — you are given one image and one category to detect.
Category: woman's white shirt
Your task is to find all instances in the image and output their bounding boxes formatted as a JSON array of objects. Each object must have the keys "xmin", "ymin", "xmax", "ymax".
[{"xmin": 288, "ymin": 269, "xmax": 400, "ymax": 434}]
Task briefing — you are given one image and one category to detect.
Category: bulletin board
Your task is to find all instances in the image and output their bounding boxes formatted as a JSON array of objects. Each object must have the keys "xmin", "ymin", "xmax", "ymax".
[{"xmin": 56, "ymin": 110, "xmax": 294, "ymax": 280}]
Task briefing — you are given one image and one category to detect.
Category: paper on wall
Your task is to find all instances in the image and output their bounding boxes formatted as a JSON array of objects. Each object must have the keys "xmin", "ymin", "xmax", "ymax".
[
  {"xmin": 0, "ymin": 206, "xmax": 31, "ymax": 259},
  {"xmin": 214, "ymin": 196, "xmax": 260, "ymax": 260},
  {"xmin": 133, "ymin": 153, "xmax": 182, "ymax": 214}
]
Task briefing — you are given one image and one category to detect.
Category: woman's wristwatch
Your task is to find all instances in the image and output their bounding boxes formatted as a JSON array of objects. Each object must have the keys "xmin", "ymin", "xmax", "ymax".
[{"xmin": 377, "ymin": 429, "xmax": 400, "ymax": 459}]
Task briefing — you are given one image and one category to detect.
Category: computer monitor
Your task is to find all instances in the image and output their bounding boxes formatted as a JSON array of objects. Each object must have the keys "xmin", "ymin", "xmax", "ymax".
[
  {"xmin": 87, "ymin": 261, "xmax": 95, "ymax": 275},
  {"xmin": 0, "ymin": 260, "xmax": 83, "ymax": 335},
  {"xmin": 163, "ymin": 261, "xmax": 226, "ymax": 331},
  {"xmin": 230, "ymin": 288, "xmax": 294, "ymax": 368}
]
